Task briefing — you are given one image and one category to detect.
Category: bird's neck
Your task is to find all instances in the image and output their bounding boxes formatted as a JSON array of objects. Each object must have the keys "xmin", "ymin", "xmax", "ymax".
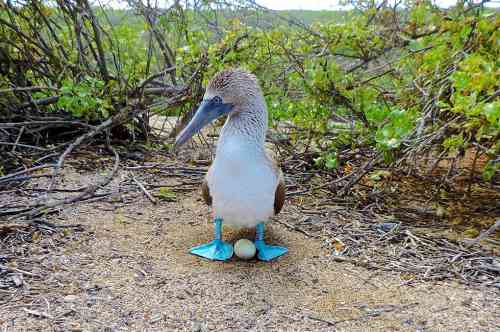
[{"xmin": 219, "ymin": 99, "xmax": 268, "ymax": 149}]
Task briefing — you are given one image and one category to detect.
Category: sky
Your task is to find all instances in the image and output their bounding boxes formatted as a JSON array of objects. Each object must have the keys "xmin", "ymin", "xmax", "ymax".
[
  {"xmin": 257, "ymin": 0, "xmax": 350, "ymax": 10},
  {"xmin": 256, "ymin": 0, "xmax": 499, "ymax": 10},
  {"xmin": 101, "ymin": 0, "xmax": 500, "ymax": 10}
]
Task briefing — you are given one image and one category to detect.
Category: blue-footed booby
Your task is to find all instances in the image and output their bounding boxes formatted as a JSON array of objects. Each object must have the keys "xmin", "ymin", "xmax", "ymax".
[{"xmin": 174, "ymin": 68, "xmax": 287, "ymax": 261}]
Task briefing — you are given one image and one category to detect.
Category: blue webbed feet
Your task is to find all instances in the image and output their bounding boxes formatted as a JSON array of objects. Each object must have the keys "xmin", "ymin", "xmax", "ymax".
[
  {"xmin": 190, "ymin": 239, "xmax": 233, "ymax": 261},
  {"xmin": 254, "ymin": 223, "xmax": 288, "ymax": 261},
  {"xmin": 255, "ymin": 240, "xmax": 288, "ymax": 261},
  {"xmin": 190, "ymin": 217, "xmax": 233, "ymax": 261}
]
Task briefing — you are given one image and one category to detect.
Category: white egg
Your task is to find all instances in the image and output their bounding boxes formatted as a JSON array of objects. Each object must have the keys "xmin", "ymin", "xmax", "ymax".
[{"xmin": 234, "ymin": 239, "xmax": 256, "ymax": 260}]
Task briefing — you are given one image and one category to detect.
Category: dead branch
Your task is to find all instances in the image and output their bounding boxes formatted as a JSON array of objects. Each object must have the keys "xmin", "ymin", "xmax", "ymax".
[
  {"xmin": 8, "ymin": 143, "xmax": 120, "ymax": 222},
  {"xmin": 339, "ymin": 153, "xmax": 382, "ymax": 195},
  {"xmin": 131, "ymin": 174, "xmax": 157, "ymax": 204},
  {"xmin": 464, "ymin": 220, "xmax": 500, "ymax": 248},
  {"xmin": 46, "ymin": 106, "xmax": 136, "ymax": 192}
]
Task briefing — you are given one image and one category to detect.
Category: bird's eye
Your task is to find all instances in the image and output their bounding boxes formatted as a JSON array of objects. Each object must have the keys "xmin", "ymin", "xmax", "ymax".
[{"xmin": 212, "ymin": 96, "xmax": 223, "ymax": 104}]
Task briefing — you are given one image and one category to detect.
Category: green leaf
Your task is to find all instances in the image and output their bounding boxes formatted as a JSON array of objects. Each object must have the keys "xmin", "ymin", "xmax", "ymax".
[
  {"xmin": 369, "ymin": 170, "xmax": 391, "ymax": 181},
  {"xmin": 482, "ymin": 160, "xmax": 499, "ymax": 182},
  {"xmin": 484, "ymin": 102, "xmax": 500, "ymax": 126},
  {"xmin": 156, "ymin": 187, "xmax": 176, "ymax": 201},
  {"xmin": 325, "ymin": 154, "xmax": 338, "ymax": 169},
  {"xmin": 443, "ymin": 134, "xmax": 464, "ymax": 152}
]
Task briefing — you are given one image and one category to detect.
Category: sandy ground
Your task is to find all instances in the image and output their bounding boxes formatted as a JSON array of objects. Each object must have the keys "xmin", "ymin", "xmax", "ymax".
[{"xmin": 1, "ymin": 166, "xmax": 499, "ymax": 332}]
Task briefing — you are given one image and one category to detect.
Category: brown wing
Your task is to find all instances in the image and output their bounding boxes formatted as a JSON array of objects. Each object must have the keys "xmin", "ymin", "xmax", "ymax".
[
  {"xmin": 265, "ymin": 145, "xmax": 286, "ymax": 215},
  {"xmin": 274, "ymin": 170, "xmax": 285, "ymax": 215},
  {"xmin": 201, "ymin": 166, "xmax": 212, "ymax": 206}
]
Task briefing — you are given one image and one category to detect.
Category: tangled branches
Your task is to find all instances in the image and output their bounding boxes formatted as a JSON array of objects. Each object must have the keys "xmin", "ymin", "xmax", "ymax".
[
  {"xmin": 0, "ymin": 1, "xmax": 498, "ymax": 226},
  {"xmin": 0, "ymin": 0, "xmax": 208, "ymax": 223}
]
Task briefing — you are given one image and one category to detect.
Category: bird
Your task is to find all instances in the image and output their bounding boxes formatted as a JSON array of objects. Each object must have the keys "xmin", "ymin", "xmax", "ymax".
[{"xmin": 174, "ymin": 68, "xmax": 288, "ymax": 261}]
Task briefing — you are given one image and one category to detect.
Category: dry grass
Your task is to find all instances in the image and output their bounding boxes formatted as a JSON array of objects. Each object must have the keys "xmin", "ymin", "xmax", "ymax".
[{"xmin": 1, "ymin": 155, "xmax": 499, "ymax": 331}]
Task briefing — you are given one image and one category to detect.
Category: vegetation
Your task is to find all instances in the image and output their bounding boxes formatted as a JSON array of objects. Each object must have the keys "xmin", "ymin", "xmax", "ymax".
[
  {"xmin": 0, "ymin": 0, "xmax": 498, "ymax": 206},
  {"xmin": 0, "ymin": 0, "xmax": 499, "ymax": 294}
]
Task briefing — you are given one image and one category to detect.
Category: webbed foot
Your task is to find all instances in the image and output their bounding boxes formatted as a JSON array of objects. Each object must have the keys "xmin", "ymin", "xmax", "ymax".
[
  {"xmin": 254, "ymin": 223, "xmax": 288, "ymax": 261},
  {"xmin": 190, "ymin": 217, "xmax": 233, "ymax": 261},
  {"xmin": 255, "ymin": 241, "xmax": 288, "ymax": 261},
  {"xmin": 190, "ymin": 239, "xmax": 233, "ymax": 261}
]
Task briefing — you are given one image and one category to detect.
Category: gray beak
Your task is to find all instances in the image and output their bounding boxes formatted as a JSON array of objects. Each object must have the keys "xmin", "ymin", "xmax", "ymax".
[{"xmin": 174, "ymin": 98, "xmax": 233, "ymax": 148}]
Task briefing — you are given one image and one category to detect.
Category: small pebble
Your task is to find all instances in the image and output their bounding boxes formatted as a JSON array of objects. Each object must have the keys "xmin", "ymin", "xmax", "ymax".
[
  {"xmin": 64, "ymin": 295, "xmax": 79, "ymax": 302},
  {"xmin": 11, "ymin": 274, "xmax": 23, "ymax": 287}
]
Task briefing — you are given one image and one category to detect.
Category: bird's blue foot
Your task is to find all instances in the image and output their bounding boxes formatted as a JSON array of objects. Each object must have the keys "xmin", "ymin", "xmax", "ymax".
[
  {"xmin": 190, "ymin": 217, "xmax": 233, "ymax": 261},
  {"xmin": 190, "ymin": 239, "xmax": 233, "ymax": 261},
  {"xmin": 255, "ymin": 241, "xmax": 288, "ymax": 261},
  {"xmin": 255, "ymin": 223, "xmax": 288, "ymax": 261}
]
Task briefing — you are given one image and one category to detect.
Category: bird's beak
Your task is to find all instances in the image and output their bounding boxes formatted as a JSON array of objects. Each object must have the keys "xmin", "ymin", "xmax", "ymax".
[{"xmin": 174, "ymin": 98, "xmax": 233, "ymax": 148}]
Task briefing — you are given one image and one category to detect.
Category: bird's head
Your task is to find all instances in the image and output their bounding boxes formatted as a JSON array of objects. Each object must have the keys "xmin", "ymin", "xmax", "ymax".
[{"xmin": 174, "ymin": 68, "xmax": 262, "ymax": 148}]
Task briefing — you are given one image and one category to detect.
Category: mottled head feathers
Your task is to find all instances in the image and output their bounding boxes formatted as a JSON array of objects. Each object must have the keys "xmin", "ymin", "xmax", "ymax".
[{"xmin": 205, "ymin": 68, "xmax": 263, "ymax": 106}]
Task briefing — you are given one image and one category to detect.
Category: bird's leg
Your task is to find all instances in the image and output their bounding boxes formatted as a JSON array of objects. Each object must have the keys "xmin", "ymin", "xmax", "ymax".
[
  {"xmin": 254, "ymin": 223, "xmax": 288, "ymax": 261},
  {"xmin": 190, "ymin": 217, "xmax": 233, "ymax": 261}
]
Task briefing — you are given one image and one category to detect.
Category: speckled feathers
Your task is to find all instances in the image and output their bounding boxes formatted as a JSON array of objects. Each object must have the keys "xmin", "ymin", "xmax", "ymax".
[{"xmin": 206, "ymin": 68, "xmax": 261, "ymax": 106}]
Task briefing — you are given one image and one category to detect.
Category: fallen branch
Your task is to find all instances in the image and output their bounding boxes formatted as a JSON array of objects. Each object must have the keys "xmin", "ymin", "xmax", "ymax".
[
  {"xmin": 0, "ymin": 164, "xmax": 55, "ymax": 183},
  {"xmin": 464, "ymin": 220, "xmax": 500, "ymax": 248},
  {"xmin": 47, "ymin": 106, "xmax": 134, "ymax": 192},
  {"xmin": 131, "ymin": 175, "xmax": 157, "ymax": 204},
  {"xmin": 0, "ymin": 264, "xmax": 39, "ymax": 277},
  {"xmin": 8, "ymin": 143, "xmax": 120, "ymax": 222},
  {"xmin": 339, "ymin": 153, "xmax": 382, "ymax": 195}
]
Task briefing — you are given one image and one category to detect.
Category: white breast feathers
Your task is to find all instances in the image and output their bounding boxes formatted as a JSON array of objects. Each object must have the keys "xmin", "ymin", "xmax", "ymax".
[{"xmin": 208, "ymin": 136, "xmax": 278, "ymax": 228}]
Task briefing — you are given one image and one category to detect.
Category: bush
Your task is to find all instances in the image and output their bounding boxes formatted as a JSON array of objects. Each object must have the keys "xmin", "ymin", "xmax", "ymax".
[{"xmin": 0, "ymin": 0, "xmax": 497, "ymax": 181}]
